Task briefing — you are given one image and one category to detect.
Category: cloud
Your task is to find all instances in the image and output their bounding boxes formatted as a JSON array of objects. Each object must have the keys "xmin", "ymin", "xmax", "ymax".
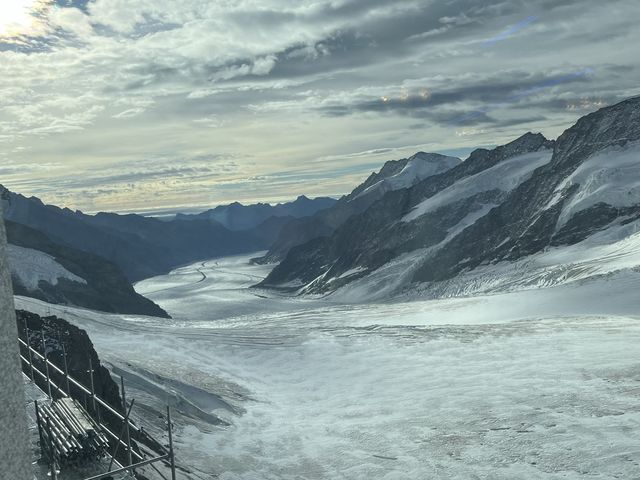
[{"xmin": 0, "ymin": 0, "xmax": 639, "ymax": 212}]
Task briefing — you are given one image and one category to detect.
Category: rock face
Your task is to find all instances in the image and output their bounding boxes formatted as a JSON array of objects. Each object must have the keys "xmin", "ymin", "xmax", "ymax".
[
  {"xmin": 255, "ymin": 152, "xmax": 461, "ymax": 264},
  {"xmin": 412, "ymin": 96, "xmax": 640, "ymax": 284},
  {"xmin": 260, "ymin": 96, "xmax": 640, "ymax": 296},
  {"xmin": 6, "ymin": 220, "xmax": 169, "ymax": 317}
]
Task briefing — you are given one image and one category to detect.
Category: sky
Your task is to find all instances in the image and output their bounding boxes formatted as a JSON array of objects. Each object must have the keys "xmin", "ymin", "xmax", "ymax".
[{"xmin": 0, "ymin": 0, "xmax": 639, "ymax": 214}]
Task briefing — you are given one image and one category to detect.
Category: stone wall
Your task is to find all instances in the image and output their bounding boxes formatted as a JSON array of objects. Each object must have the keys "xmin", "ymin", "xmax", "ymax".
[{"xmin": 0, "ymin": 214, "xmax": 31, "ymax": 478}]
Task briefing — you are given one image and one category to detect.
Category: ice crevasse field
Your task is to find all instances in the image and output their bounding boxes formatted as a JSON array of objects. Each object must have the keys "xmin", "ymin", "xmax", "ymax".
[{"xmin": 15, "ymin": 227, "xmax": 640, "ymax": 479}]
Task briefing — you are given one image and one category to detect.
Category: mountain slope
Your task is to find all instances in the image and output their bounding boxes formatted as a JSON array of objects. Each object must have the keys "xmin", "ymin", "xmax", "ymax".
[
  {"xmin": 6, "ymin": 220, "xmax": 169, "ymax": 317},
  {"xmin": 260, "ymin": 133, "xmax": 552, "ymax": 291},
  {"xmin": 176, "ymin": 195, "xmax": 337, "ymax": 231},
  {"xmin": 256, "ymin": 152, "xmax": 461, "ymax": 263},
  {"xmin": 0, "ymin": 189, "xmax": 265, "ymax": 281},
  {"xmin": 261, "ymin": 97, "xmax": 640, "ymax": 299},
  {"xmin": 412, "ymin": 95, "xmax": 640, "ymax": 284}
]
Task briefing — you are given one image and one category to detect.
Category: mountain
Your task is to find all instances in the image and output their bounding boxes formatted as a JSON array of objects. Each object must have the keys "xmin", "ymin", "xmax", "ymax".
[
  {"xmin": 0, "ymin": 188, "xmax": 266, "ymax": 281},
  {"xmin": 175, "ymin": 195, "xmax": 337, "ymax": 231},
  {"xmin": 5, "ymin": 220, "xmax": 169, "ymax": 317},
  {"xmin": 260, "ymin": 96, "xmax": 640, "ymax": 298},
  {"xmin": 255, "ymin": 152, "xmax": 461, "ymax": 263}
]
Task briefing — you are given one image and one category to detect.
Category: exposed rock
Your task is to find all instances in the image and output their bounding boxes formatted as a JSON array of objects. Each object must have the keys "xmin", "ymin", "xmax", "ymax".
[{"xmin": 255, "ymin": 152, "xmax": 461, "ymax": 264}]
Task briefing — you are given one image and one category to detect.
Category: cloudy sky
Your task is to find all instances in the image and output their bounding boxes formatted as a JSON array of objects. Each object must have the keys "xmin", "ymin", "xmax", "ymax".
[{"xmin": 1, "ymin": 0, "xmax": 639, "ymax": 214}]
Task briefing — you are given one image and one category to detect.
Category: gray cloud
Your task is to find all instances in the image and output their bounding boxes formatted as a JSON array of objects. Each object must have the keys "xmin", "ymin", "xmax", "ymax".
[{"xmin": 0, "ymin": 0, "xmax": 639, "ymax": 212}]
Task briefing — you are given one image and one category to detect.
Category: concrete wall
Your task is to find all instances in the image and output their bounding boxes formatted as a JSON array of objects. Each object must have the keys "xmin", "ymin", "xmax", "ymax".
[{"xmin": 0, "ymin": 214, "xmax": 31, "ymax": 478}]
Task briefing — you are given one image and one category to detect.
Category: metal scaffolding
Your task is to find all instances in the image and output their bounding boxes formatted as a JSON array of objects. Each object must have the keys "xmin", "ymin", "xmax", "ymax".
[{"xmin": 17, "ymin": 320, "xmax": 178, "ymax": 480}]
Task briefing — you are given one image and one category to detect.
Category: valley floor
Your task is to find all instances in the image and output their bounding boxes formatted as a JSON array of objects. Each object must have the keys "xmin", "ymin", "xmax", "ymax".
[{"xmin": 15, "ymin": 252, "xmax": 640, "ymax": 479}]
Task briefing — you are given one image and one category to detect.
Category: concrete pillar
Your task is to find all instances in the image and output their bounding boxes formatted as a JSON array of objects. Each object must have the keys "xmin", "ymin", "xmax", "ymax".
[{"xmin": 0, "ymin": 213, "xmax": 31, "ymax": 478}]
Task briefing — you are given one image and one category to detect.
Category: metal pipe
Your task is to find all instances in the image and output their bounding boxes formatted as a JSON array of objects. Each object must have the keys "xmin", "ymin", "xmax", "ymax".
[
  {"xmin": 89, "ymin": 356, "xmax": 97, "ymax": 415},
  {"xmin": 45, "ymin": 417, "xmax": 58, "ymax": 480},
  {"xmin": 21, "ymin": 354, "xmax": 67, "ymax": 399},
  {"xmin": 25, "ymin": 321, "xmax": 35, "ymax": 382},
  {"xmin": 121, "ymin": 376, "xmax": 133, "ymax": 468},
  {"xmin": 18, "ymin": 338, "xmax": 141, "ymax": 432},
  {"xmin": 41, "ymin": 329, "xmax": 52, "ymax": 398},
  {"xmin": 167, "ymin": 405, "xmax": 177, "ymax": 480},
  {"xmin": 34, "ymin": 400, "xmax": 45, "ymax": 457},
  {"xmin": 83, "ymin": 454, "xmax": 170, "ymax": 480},
  {"xmin": 19, "ymin": 352, "xmax": 144, "ymax": 461},
  {"xmin": 59, "ymin": 330, "xmax": 71, "ymax": 395},
  {"xmin": 108, "ymin": 398, "xmax": 136, "ymax": 472}
]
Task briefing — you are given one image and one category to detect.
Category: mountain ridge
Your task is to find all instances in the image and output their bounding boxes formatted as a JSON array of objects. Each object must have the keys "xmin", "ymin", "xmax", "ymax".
[
  {"xmin": 254, "ymin": 151, "xmax": 461, "ymax": 264},
  {"xmin": 175, "ymin": 195, "xmax": 337, "ymax": 231},
  {"xmin": 259, "ymin": 96, "xmax": 640, "ymax": 298}
]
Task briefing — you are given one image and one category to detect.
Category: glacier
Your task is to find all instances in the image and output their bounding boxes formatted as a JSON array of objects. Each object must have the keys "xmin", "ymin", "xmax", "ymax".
[{"xmin": 14, "ymin": 245, "xmax": 640, "ymax": 479}]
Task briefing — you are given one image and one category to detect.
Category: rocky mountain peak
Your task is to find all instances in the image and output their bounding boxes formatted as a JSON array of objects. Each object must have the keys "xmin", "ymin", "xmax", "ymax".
[{"xmin": 552, "ymin": 95, "xmax": 640, "ymax": 170}]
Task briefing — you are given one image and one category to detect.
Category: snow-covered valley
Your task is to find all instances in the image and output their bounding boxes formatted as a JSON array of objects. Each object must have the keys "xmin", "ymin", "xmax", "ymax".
[{"xmin": 14, "ymin": 247, "xmax": 640, "ymax": 479}]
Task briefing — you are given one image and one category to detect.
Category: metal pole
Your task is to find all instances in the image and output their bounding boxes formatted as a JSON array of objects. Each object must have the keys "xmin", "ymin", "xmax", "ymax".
[
  {"xmin": 18, "ymin": 352, "xmax": 145, "ymax": 462},
  {"xmin": 34, "ymin": 400, "xmax": 45, "ymax": 457},
  {"xmin": 59, "ymin": 330, "xmax": 71, "ymax": 395},
  {"xmin": 18, "ymin": 337, "xmax": 144, "ymax": 430},
  {"xmin": 89, "ymin": 356, "xmax": 97, "ymax": 414},
  {"xmin": 41, "ymin": 329, "xmax": 52, "ymax": 399},
  {"xmin": 121, "ymin": 376, "xmax": 133, "ymax": 468},
  {"xmin": 45, "ymin": 417, "xmax": 58, "ymax": 480},
  {"xmin": 167, "ymin": 405, "xmax": 177, "ymax": 480},
  {"xmin": 25, "ymin": 325, "xmax": 35, "ymax": 382},
  {"xmin": 108, "ymin": 399, "xmax": 135, "ymax": 472},
  {"xmin": 85, "ymin": 453, "xmax": 170, "ymax": 480}
]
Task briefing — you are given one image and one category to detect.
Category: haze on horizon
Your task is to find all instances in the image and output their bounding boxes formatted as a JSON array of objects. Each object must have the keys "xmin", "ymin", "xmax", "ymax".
[{"xmin": 1, "ymin": 0, "xmax": 639, "ymax": 214}]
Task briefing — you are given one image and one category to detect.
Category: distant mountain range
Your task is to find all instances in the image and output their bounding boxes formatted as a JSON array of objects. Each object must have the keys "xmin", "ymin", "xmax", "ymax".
[
  {"xmin": 260, "ymin": 96, "xmax": 640, "ymax": 298},
  {"xmin": 176, "ymin": 195, "xmax": 336, "ymax": 231},
  {"xmin": 0, "ymin": 191, "xmax": 335, "ymax": 314}
]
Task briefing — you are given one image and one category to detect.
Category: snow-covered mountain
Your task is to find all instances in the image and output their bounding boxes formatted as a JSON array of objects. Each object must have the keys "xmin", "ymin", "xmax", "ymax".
[
  {"xmin": 255, "ymin": 152, "xmax": 461, "ymax": 264},
  {"xmin": 350, "ymin": 152, "xmax": 461, "ymax": 202},
  {"xmin": 260, "ymin": 96, "xmax": 640, "ymax": 299}
]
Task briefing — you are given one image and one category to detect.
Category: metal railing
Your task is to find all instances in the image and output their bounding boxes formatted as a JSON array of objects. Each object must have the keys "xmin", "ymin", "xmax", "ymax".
[{"xmin": 18, "ymin": 323, "xmax": 178, "ymax": 480}]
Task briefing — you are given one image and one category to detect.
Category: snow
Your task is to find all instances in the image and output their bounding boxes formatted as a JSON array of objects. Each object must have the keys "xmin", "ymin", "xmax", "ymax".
[
  {"xmin": 337, "ymin": 266, "xmax": 367, "ymax": 279},
  {"xmin": 403, "ymin": 149, "xmax": 553, "ymax": 222},
  {"xmin": 7, "ymin": 244, "xmax": 86, "ymax": 291},
  {"xmin": 331, "ymin": 203, "xmax": 499, "ymax": 302},
  {"xmin": 554, "ymin": 141, "xmax": 640, "ymax": 229},
  {"xmin": 354, "ymin": 154, "xmax": 460, "ymax": 201},
  {"xmin": 13, "ymin": 249, "xmax": 640, "ymax": 480}
]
